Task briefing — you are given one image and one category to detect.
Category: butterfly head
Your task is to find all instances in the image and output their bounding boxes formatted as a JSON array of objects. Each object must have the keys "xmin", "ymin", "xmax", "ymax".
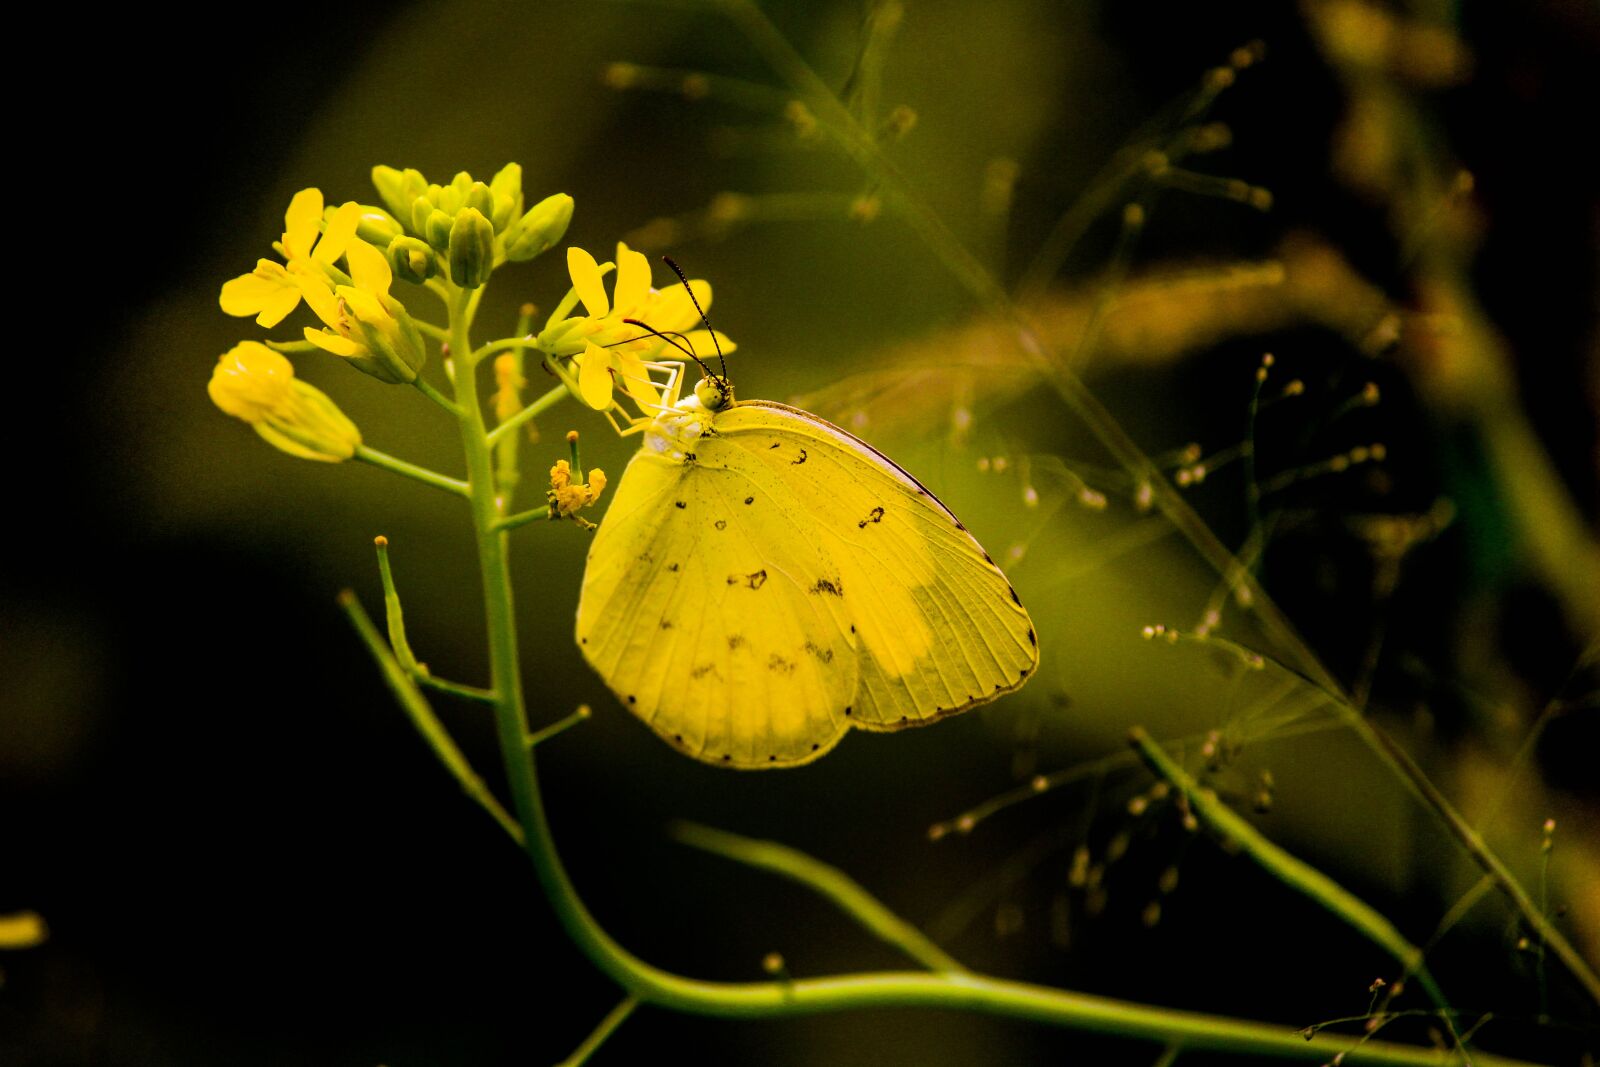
[{"xmin": 694, "ymin": 373, "xmax": 735, "ymax": 412}]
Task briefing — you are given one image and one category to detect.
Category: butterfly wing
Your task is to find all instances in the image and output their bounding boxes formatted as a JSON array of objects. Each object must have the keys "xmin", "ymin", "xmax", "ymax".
[
  {"xmin": 711, "ymin": 401, "xmax": 1038, "ymax": 731},
  {"xmin": 577, "ymin": 447, "xmax": 859, "ymax": 767}
]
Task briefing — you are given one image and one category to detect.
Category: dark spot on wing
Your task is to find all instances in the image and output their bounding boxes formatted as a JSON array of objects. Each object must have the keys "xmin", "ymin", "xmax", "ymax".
[
  {"xmin": 660, "ymin": 619, "xmax": 673, "ymax": 630},
  {"xmin": 714, "ymin": 519, "xmax": 727, "ymax": 530},
  {"xmin": 1009, "ymin": 587, "xmax": 1021, "ymax": 605},
  {"xmin": 857, "ymin": 505, "xmax": 885, "ymax": 529},
  {"xmin": 684, "ymin": 452, "xmax": 696, "ymax": 462},
  {"xmin": 983, "ymin": 552, "xmax": 994, "ymax": 564},
  {"xmin": 792, "ymin": 449, "xmax": 808, "ymax": 465},
  {"xmin": 675, "ymin": 501, "xmax": 686, "ymax": 509},
  {"xmin": 581, "ymin": 637, "xmax": 587, "ymax": 644},
  {"xmin": 691, "ymin": 662, "xmax": 720, "ymax": 680},
  {"xmin": 727, "ymin": 569, "xmax": 767, "ymax": 590},
  {"xmin": 769, "ymin": 442, "xmax": 780, "ymax": 449},
  {"xmin": 667, "ymin": 562, "xmax": 680, "ymax": 572},
  {"xmin": 811, "ymin": 578, "xmax": 843, "ymax": 596},
  {"xmin": 722, "ymin": 754, "xmax": 731, "ymax": 762},
  {"xmin": 803, "ymin": 641, "xmax": 834, "ymax": 664},
  {"xmin": 627, "ymin": 695, "xmax": 636, "ymax": 704},
  {"xmin": 899, "ymin": 714, "xmax": 908, "ymax": 723},
  {"xmin": 744, "ymin": 496, "xmax": 754, "ymax": 505},
  {"xmin": 636, "ymin": 551, "xmax": 653, "ymax": 562},
  {"xmin": 954, "ymin": 520, "xmax": 967, "ymax": 531},
  {"xmin": 849, "ymin": 624, "xmax": 856, "ymax": 634},
  {"xmin": 1028, "ymin": 628, "xmax": 1037, "ymax": 646},
  {"xmin": 674, "ymin": 733, "xmax": 683, "ymax": 743},
  {"xmin": 1019, "ymin": 668, "xmax": 1030, "ymax": 678},
  {"xmin": 843, "ymin": 706, "xmax": 853, "ymax": 717},
  {"xmin": 727, "ymin": 634, "xmax": 746, "ymax": 651},
  {"xmin": 811, "ymin": 743, "xmax": 819, "ymax": 751},
  {"xmin": 768, "ymin": 754, "xmax": 777, "ymax": 762},
  {"xmin": 768, "ymin": 654, "xmax": 796, "ymax": 674}
]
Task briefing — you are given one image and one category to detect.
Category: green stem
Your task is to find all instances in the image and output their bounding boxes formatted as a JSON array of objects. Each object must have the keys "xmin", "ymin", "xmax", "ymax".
[
  {"xmin": 354, "ymin": 445, "xmax": 470, "ymax": 498},
  {"xmin": 557, "ymin": 997, "xmax": 638, "ymax": 1067},
  {"xmin": 672, "ymin": 821, "xmax": 967, "ymax": 974},
  {"xmin": 495, "ymin": 505, "xmax": 551, "ymax": 532},
  {"xmin": 338, "ymin": 591, "xmax": 522, "ymax": 844},
  {"xmin": 415, "ymin": 673, "xmax": 498, "ymax": 704},
  {"xmin": 414, "ymin": 377, "xmax": 462, "ymax": 415},
  {"xmin": 1128, "ymin": 730, "xmax": 1453, "ymax": 1018},
  {"xmin": 486, "ymin": 382, "xmax": 570, "ymax": 448},
  {"xmin": 414, "ymin": 319, "xmax": 450, "ymax": 343}
]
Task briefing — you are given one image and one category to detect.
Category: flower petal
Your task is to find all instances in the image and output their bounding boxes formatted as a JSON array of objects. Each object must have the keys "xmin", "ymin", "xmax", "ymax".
[
  {"xmin": 304, "ymin": 326, "xmax": 364, "ymax": 357},
  {"xmin": 219, "ymin": 264, "xmax": 283, "ymax": 317},
  {"xmin": 295, "ymin": 276, "xmax": 344, "ymax": 331},
  {"xmin": 614, "ymin": 348, "xmax": 662, "ymax": 409},
  {"xmin": 567, "ymin": 247, "xmax": 609, "ymax": 319},
  {"xmin": 577, "ymin": 342, "xmax": 615, "ymax": 409},
  {"xmin": 344, "ymin": 239, "xmax": 393, "ymax": 295},
  {"xmin": 314, "ymin": 202, "xmax": 363, "ymax": 265},
  {"xmin": 647, "ymin": 279, "xmax": 712, "ymax": 332},
  {"xmin": 255, "ymin": 285, "xmax": 306, "ymax": 328},
  {"xmin": 680, "ymin": 329, "xmax": 737, "ymax": 358},
  {"xmin": 283, "ymin": 189, "xmax": 325, "ymax": 260},
  {"xmin": 613, "ymin": 244, "xmax": 651, "ymax": 313}
]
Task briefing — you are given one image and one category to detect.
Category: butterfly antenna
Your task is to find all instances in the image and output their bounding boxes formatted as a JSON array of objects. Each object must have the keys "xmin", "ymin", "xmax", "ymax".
[
  {"xmin": 619, "ymin": 318, "xmax": 716, "ymax": 381},
  {"xmin": 662, "ymin": 256, "xmax": 727, "ymax": 381}
]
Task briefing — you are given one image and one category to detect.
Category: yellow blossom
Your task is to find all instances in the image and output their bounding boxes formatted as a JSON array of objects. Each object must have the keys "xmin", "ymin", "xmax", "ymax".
[
  {"xmin": 208, "ymin": 342, "xmax": 361, "ymax": 462},
  {"xmin": 298, "ymin": 240, "xmax": 427, "ymax": 384},
  {"xmin": 548, "ymin": 459, "xmax": 607, "ymax": 518},
  {"xmin": 219, "ymin": 189, "xmax": 360, "ymax": 327},
  {"xmin": 538, "ymin": 244, "xmax": 735, "ymax": 410}
]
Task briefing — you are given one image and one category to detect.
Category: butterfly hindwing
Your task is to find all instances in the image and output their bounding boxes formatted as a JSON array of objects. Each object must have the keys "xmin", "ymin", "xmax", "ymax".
[{"xmin": 711, "ymin": 401, "xmax": 1039, "ymax": 731}]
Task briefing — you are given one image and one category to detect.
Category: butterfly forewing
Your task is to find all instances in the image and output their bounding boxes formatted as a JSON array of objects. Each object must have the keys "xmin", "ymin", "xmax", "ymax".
[{"xmin": 577, "ymin": 448, "xmax": 858, "ymax": 767}]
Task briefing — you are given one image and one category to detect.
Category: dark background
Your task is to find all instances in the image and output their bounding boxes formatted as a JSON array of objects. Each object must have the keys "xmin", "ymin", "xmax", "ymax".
[{"xmin": 5, "ymin": 1, "xmax": 1597, "ymax": 1063}]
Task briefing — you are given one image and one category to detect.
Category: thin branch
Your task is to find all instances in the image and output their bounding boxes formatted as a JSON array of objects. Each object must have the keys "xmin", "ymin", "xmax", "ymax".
[
  {"xmin": 1129, "ymin": 729, "xmax": 1453, "ymax": 1020},
  {"xmin": 337, "ymin": 590, "xmax": 523, "ymax": 845},
  {"xmin": 556, "ymin": 997, "xmax": 638, "ymax": 1067},
  {"xmin": 672, "ymin": 821, "xmax": 966, "ymax": 974}
]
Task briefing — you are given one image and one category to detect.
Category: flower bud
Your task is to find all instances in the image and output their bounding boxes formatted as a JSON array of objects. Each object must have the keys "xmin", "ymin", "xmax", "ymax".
[
  {"xmin": 449, "ymin": 207, "xmax": 497, "ymax": 288},
  {"xmin": 208, "ymin": 341, "xmax": 361, "ymax": 462},
  {"xmin": 371, "ymin": 166, "xmax": 429, "ymax": 226},
  {"xmin": 489, "ymin": 162, "xmax": 524, "ymax": 227},
  {"xmin": 437, "ymin": 171, "xmax": 474, "ymax": 215},
  {"xmin": 410, "ymin": 196, "xmax": 435, "ymax": 238},
  {"xmin": 388, "ymin": 235, "xmax": 437, "ymax": 284},
  {"xmin": 354, "ymin": 205, "xmax": 404, "ymax": 246},
  {"xmin": 423, "ymin": 207, "xmax": 455, "ymax": 252},
  {"xmin": 502, "ymin": 193, "xmax": 574, "ymax": 261},
  {"xmin": 465, "ymin": 181, "xmax": 496, "ymax": 220}
]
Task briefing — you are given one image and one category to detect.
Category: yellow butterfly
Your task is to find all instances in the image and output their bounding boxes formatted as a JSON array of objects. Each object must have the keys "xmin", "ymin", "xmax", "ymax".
[{"xmin": 574, "ymin": 307, "xmax": 1037, "ymax": 769}]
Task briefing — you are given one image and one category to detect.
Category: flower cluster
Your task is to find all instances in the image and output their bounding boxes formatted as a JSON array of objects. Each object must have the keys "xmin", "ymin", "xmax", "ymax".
[
  {"xmin": 538, "ymin": 245, "xmax": 734, "ymax": 411},
  {"xmin": 210, "ymin": 163, "xmax": 574, "ymax": 463}
]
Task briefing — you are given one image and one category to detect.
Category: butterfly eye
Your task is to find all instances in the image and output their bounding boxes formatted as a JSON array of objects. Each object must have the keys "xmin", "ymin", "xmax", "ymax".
[{"xmin": 693, "ymin": 375, "xmax": 733, "ymax": 411}]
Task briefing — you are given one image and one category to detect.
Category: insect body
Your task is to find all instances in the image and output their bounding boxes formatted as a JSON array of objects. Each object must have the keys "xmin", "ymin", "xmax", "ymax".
[{"xmin": 576, "ymin": 369, "xmax": 1038, "ymax": 768}]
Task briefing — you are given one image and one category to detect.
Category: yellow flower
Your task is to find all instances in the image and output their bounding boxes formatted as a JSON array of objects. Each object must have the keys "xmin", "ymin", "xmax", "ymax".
[
  {"xmin": 208, "ymin": 342, "xmax": 362, "ymax": 462},
  {"xmin": 297, "ymin": 240, "xmax": 427, "ymax": 384},
  {"xmin": 538, "ymin": 244, "xmax": 734, "ymax": 410},
  {"xmin": 548, "ymin": 459, "xmax": 607, "ymax": 519},
  {"xmin": 218, "ymin": 189, "xmax": 360, "ymax": 327}
]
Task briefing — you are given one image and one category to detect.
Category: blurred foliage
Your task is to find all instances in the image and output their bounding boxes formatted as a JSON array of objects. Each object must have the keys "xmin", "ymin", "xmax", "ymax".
[{"xmin": 4, "ymin": 0, "xmax": 1597, "ymax": 1063}]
